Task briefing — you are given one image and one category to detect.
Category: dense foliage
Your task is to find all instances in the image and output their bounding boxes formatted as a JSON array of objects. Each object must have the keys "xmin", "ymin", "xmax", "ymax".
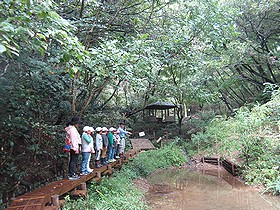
[
  {"xmin": 191, "ymin": 90, "xmax": 280, "ymax": 194},
  {"xmin": 63, "ymin": 145, "xmax": 186, "ymax": 209}
]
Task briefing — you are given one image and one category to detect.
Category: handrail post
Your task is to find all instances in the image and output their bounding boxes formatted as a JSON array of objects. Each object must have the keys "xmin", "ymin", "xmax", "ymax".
[
  {"xmin": 80, "ymin": 182, "xmax": 86, "ymax": 190},
  {"xmin": 166, "ymin": 128, "xmax": 168, "ymax": 146},
  {"xmin": 51, "ymin": 195, "xmax": 59, "ymax": 207}
]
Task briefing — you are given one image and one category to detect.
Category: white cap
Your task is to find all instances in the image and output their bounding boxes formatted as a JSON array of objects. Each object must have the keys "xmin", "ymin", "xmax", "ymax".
[
  {"xmin": 109, "ymin": 127, "xmax": 116, "ymax": 132},
  {"xmin": 95, "ymin": 127, "xmax": 102, "ymax": 132},
  {"xmin": 83, "ymin": 126, "xmax": 94, "ymax": 132},
  {"xmin": 102, "ymin": 127, "xmax": 108, "ymax": 132}
]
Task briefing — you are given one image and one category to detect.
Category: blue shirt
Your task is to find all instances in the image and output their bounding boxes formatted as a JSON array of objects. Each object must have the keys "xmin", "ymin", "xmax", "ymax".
[{"xmin": 118, "ymin": 127, "xmax": 128, "ymax": 138}]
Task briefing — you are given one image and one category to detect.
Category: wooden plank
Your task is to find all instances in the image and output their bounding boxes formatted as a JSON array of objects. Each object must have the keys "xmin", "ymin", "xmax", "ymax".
[
  {"xmin": 8, "ymin": 205, "xmax": 42, "ymax": 210},
  {"xmin": 202, "ymin": 157, "xmax": 240, "ymax": 176},
  {"xmin": 8, "ymin": 148, "xmax": 140, "ymax": 210},
  {"xmin": 7, "ymin": 203, "xmax": 43, "ymax": 209},
  {"xmin": 221, "ymin": 159, "xmax": 239, "ymax": 176},
  {"xmin": 8, "ymin": 166, "xmax": 109, "ymax": 208},
  {"xmin": 202, "ymin": 157, "xmax": 219, "ymax": 165},
  {"xmin": 130, "ymin": 138, "xmax": 155, "ymax": 151},
  {"xmin": 7, "ymin": 196, "xmax": 47, "ymax": 210}
]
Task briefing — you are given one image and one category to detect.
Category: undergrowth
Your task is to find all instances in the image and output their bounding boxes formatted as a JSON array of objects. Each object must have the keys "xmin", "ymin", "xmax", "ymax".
[
  {"xmin": 63, "ymin": 144, "xmax": 187, "ymax": 209},
  {"xmin": 190, "ymin": 91, "xmax": 280, "ymax": 195}
]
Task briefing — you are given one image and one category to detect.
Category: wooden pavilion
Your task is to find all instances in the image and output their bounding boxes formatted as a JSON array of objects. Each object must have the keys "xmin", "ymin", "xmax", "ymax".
[{"xmin": 143, "ymin": 101, "xmax": 177, "ymax": 123}]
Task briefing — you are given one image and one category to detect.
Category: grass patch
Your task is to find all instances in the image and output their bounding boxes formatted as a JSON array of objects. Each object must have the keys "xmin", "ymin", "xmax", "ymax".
[{"xmin": 63, "ymin": 144, "xmax": 187, "ymax": 209}]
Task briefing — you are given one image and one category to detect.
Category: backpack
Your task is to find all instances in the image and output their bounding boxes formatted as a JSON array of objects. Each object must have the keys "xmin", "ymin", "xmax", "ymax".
[{"xmin": 63, "ymin": 138, "xmax": 71, "ymax": 152}]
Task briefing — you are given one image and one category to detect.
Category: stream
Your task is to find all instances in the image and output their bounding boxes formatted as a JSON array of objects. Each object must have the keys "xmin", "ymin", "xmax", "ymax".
[{"xmin": 145, "ymin": 168, "xmax": 280, "ymax": 210}]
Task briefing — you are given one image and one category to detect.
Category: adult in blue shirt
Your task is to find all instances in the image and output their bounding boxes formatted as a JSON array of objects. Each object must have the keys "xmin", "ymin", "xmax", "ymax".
[{"xmin": 117, "ymin": 122, "xmax": 132, "ymax": 156}]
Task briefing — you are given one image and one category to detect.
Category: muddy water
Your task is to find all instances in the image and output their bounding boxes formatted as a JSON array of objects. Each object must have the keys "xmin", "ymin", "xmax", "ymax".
[{"xmin": 146, "ymin": 168, "xmax": 280, "ymax": 210}]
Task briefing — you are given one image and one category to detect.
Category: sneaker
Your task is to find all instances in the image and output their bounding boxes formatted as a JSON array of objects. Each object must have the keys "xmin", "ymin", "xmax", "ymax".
[
  {"xmin": 68, "ymin": 174, "xmax": 80, "ymax": 180},
  {"xmin": 112, "ymin": 159, "xmax": 116, "ymax": 162},
  {"xmin": 108, "ymin": 159, "xmax": 113, "ymax": 163},
  {"xmin": 115, "ymin": 156, "xmax": 120, "ymax": 159},
  {"xmin": 95, "ymin": 164, "xmax": 102, "ymax": 168},
  {"xmin": 80, "ymin": 172, "xmax": 89, "ymax": 176}
]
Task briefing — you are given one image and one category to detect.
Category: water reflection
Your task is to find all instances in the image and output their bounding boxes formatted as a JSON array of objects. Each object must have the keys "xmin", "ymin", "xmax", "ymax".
[
  {"xmin": 146, "ymin": 168, "xmax": 280, "ymax": 210},
  {"xmin": 201, "ymin": 168, "xmax": 244, "ymax": 189}
]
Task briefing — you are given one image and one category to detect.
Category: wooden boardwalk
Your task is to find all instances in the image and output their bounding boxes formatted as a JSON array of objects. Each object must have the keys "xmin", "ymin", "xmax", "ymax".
[
  {"xmin": 7, "ymin": 139, "xmax": 155, "ymax": 210},
  {"xmin": 130, "ymin": 138, "xmax": 155, "ymax": 151},
  {"xmin": 7, "ymin": 161, "xmax": 119, "ymax": 210}
]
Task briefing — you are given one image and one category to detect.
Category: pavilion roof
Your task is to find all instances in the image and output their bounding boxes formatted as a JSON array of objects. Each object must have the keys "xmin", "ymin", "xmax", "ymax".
[{"xmin": 144, "ymin": 101, "xmax": 177, "ymax": 110}]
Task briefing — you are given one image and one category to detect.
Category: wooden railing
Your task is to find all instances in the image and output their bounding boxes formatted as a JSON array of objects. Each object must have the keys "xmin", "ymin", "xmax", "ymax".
[{"xmin": 201, "ymin": 157, "xmax": 240, "ymax": 176}]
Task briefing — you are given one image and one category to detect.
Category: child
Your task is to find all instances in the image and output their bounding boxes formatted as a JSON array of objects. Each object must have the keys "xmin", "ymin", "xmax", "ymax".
[
  {"xmin": 81, "ymin": 126, "xmax": 95, "ymax": 175},
  {"xmin": 101, "ymin": 127, "xmax": 109, "ymax": 165},
  {"xmin": 87, "ymin": 127, "xmax": 95, "ymax": 173},
  {"xmin": 108, "ymin": 127, "xmax": 116, "ymax": 162},
  {"xmin": 95, "ymin": 127, "xmax": 103, "ymax": 168}
]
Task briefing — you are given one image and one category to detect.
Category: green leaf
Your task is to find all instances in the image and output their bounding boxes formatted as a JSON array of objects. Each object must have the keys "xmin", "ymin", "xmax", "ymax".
[{"xmin": 6, "ymin": 44, "xmax": 19, "ymax": 52}]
